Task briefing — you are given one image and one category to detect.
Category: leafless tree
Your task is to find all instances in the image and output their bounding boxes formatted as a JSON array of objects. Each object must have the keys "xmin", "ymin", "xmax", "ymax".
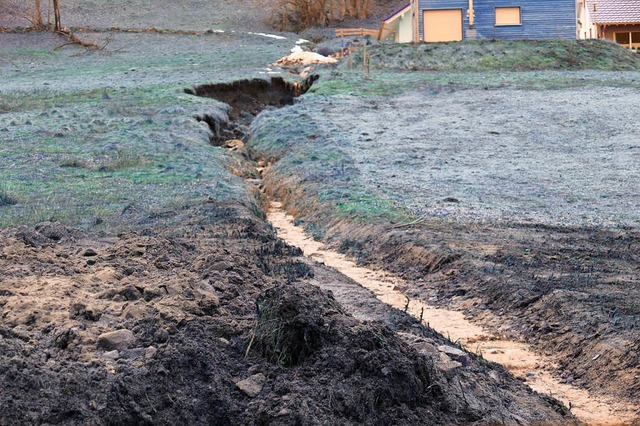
[
  {"xmin": 0, "ymin": 0, "xmax": 61, "ymax": 31},
  {"xmin": 275, "ymin": 0, "xmax": 372, "ymax": 31},
  {"xmin": 52, "ymin": 0, "xmax": 61, "ymax": 31}
]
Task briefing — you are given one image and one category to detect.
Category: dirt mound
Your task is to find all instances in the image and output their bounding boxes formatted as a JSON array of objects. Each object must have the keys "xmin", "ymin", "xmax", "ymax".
[
  {"xmin": 0, "ymin": 201, "xmax": 575, "ymax": 425},
  {"xmin": 359, "ymin": 39, "xmax": 640, "ymax": 71},
  {"xmin": 253, "ymin": 283, "xmax": 344, "ymax": 366},
  {"xmin": 249, "ymin": 283, "xmax": 574, "ymax": 425},
  {"xmin": 9, "ymin": 221, "xmax": 81, "ymax": 248},
  {"xmin": 274, "ymin": 51, "xmax": 338, "ymax": 67}
]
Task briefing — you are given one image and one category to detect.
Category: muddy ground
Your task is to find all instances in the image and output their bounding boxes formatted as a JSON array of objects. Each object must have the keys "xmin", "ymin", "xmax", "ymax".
[
  {"xmin": 249, "ymin": 68, "xmax": 640, "ymax": 414},
  {"xmin": 0, "ymin": 203, "xmax": 575, "ymax": 424}
]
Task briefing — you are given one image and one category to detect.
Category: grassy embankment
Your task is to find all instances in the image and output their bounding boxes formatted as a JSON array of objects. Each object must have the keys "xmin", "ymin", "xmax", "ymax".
[
  {"xmin": 0, "ymin": 33, "xmax": 293, "ymax": 232},
  {"xmin": 254, "ymin": 39, "xmax": 640, "ymax": 223}
]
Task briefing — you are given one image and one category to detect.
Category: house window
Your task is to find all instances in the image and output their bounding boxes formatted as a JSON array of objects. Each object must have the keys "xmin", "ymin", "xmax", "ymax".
[
  {"xmin": 495, "ymin": 7, "xmax": 521, "ymax": 26},
  {"xmin": 615, "ymin": 32, "xmax": 630, "ymax": 45},
  {"xmin": 614, "ymin": 32, "xmax": 640, "ymax": 49}
]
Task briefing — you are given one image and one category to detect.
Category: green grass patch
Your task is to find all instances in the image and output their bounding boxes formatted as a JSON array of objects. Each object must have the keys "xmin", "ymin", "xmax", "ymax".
[
  {"xmin": 331, "ymin": 191, "xmax": 410, "ymax": 222},
  {"xmin": 0, "ymin": 83, "xmax": 245, "ymax": 231}
]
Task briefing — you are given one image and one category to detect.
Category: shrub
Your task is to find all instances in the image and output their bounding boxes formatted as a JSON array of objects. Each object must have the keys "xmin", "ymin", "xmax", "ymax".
[
  {"xmin": 273, "ymin": 0, "xmax": 372, "ymax": 32},
  {"xmin": 0, "ymin": 185, "xmax": 18, "ymax": 207}
]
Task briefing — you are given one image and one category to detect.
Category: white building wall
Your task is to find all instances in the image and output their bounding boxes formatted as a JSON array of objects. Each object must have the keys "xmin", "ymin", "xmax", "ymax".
[
  {"xmin": 577, "ymin": 0, "xmax": 597, "ymax": 39},
  {"xmin": 398, "ymin": 13, "xmax": 413, "ymax": 42}
]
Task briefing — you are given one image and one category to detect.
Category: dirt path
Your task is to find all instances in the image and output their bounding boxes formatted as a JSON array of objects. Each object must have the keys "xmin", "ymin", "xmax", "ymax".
[{"xmin": 268, "ymin": 201, "xmax": 639, "ymax": 425}]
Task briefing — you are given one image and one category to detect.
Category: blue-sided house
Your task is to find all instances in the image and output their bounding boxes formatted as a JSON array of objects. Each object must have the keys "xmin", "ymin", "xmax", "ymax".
[{"xmin": 379, "ymin": 0, "xmax": 577, "ymax": 43}]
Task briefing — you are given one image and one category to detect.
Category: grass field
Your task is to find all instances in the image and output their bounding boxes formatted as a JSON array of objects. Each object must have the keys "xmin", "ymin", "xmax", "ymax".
[{"xmin": 0, "ymin": 29, "xmax": 295, "ymax": 231}]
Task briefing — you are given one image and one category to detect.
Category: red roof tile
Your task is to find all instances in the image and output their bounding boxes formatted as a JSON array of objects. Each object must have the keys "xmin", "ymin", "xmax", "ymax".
[{"xmin": 587, "ymin": 0, "xmax": 640, "ymax": 24}]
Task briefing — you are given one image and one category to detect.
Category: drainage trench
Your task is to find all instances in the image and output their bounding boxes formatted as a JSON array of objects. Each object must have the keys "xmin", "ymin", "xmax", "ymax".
[
  {"xmin": 187, "ymin": 77, "xmax": 637, "ymax": 425},
  {"xmin": 187, "ymin": 76, "xmax": 318, "ymax": 146}
]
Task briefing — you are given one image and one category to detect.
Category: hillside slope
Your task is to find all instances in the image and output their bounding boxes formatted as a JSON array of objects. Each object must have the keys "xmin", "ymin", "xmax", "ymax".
[{"xmin": 363, "ymin": 39, "xmax": 640, "ymax": 71}]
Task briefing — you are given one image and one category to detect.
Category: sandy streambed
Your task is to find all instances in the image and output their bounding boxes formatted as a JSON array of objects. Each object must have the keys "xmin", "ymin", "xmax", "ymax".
[{"xmin": 267, "ymin": 201, "xmax": 639, "ymax": 425}]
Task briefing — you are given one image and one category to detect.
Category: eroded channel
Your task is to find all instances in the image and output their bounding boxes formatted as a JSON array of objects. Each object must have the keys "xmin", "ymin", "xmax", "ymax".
[
  {"xmin": 189, "ymin": 75, "xmax": 638, "ymax": 425},
  {"xmin": 267, "ymin": 201, "xmax": 638, "ymax": 426}
]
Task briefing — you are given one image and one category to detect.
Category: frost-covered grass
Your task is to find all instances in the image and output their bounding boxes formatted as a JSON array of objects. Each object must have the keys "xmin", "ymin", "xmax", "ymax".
[
  {"xmin": 0, "ymin": 30, "xmax": 294, "ymax": 231},
  {"xmin": 360, "ymin": 39, "xmax": 640, "ymax": 72}
]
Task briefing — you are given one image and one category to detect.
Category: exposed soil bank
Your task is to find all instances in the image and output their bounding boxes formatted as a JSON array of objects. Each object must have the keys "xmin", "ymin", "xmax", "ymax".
[
  {"xmin": 186, "ymin": 76, "xmax": 318, "ymax": 144},
  {"xmin": 268, "ymin": 201, "xmax": 638, "ymax": 425}
]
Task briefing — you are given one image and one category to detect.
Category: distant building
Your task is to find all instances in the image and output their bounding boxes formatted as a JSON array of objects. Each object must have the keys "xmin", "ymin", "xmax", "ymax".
[
  {"xmin": 380, "ymin": 0, "xmax": 576, "ymax": 43},
  {"xmin": 379, "ymin": 4, "xmax": 414, "ymax": 43},
  {"xmin": 581, "ymin": 0, "xmax": 640, "ymax": 50},
  {"xmin": 380, "ymin": 0, "xmax": 640, "ymax": 47}
]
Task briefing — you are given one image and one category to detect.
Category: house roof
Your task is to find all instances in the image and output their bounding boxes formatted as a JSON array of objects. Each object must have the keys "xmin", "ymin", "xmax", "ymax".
[
  {"xmin": 382, "ymin": 3, "xmax": 411, "ymax": 24},
  {"xmin": 587, "ymin": 0, "xmax": 640, "ymax": 24}
]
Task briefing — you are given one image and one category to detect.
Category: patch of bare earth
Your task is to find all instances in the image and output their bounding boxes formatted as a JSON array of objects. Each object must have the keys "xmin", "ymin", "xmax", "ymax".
[
  {"xmin": 268, "ymin": 201, "xmax": 639, "ymax": 424},
  {"xmin": 0, "ymin": 201, "xmax": 577, "ymax": 424}
]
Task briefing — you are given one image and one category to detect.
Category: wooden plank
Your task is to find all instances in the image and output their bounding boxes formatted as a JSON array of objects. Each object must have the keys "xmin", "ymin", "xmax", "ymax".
[{"xmin": 336, "ymin": 28, "xmax": 379, "ymax": 37}]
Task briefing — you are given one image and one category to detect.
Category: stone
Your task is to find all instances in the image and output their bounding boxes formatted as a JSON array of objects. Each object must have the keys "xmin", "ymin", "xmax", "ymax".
[
  {"xmin": 102, "ymin": 350, "xmax": 119, "ymax": 361},
  {"xmin": 436, "ymin": 353, "xmax": 462, "ymax": 377},
  {"xmin": 82, "ymin": 248, "xmax": 98, "ymax": 257},
  {"xmin": 211, "ymin": 261, "xmax": 233, "ymax": 272},
  {"xmin": 276, "ymin": 408, "xmax": 291, "ymax": 417},
  {"xmin": 97, "ymin": 329, "xmax": 136, "ymax": 351},
  {"xmin": 121, "ymin": 348, "xmax": 146, "ymax": 360},
  {"xmin": 117, "ymin": 286, "xmax": 143, "ymax": 301},
  {"xmin": 437, "ymin": 345, "xmax": 470, "ymax": 365},
  {"xmin": 11, "ymin": 325, "xmax": 31, "ymax": 342},
  {"xmin": 145, "ymin": 346, "xmax": 157, "ymax": 359},
  {"xmin": 225, "ymin": 139, "xmax": 245, "ymax": 151},
  {"xmin": 143, "ymin": 288, "xmax": 163, "ymax": 301},
  {"xmin": 122, "ymin": 304, "xmax": 147, "ymax": 320},
  {"xmin": 235, "ymin": 373, "xmax": 266, "ymax": 398},
  {"xmin": 153, "ymin": 328, "xmax": 170, "ymax": 343},
  {"xmin": 196, "ymin": 282, "xmax": 220, "ymax": 315}
]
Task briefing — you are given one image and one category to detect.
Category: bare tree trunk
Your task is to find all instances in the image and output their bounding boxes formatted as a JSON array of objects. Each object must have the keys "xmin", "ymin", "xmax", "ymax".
[
  {"xmin": 52, "ymin": 0, "xmax": 61, "ymax": 31},
  {"xmin": 33, "ymin": 0, "xmax": 44, "ymax": 30}
]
